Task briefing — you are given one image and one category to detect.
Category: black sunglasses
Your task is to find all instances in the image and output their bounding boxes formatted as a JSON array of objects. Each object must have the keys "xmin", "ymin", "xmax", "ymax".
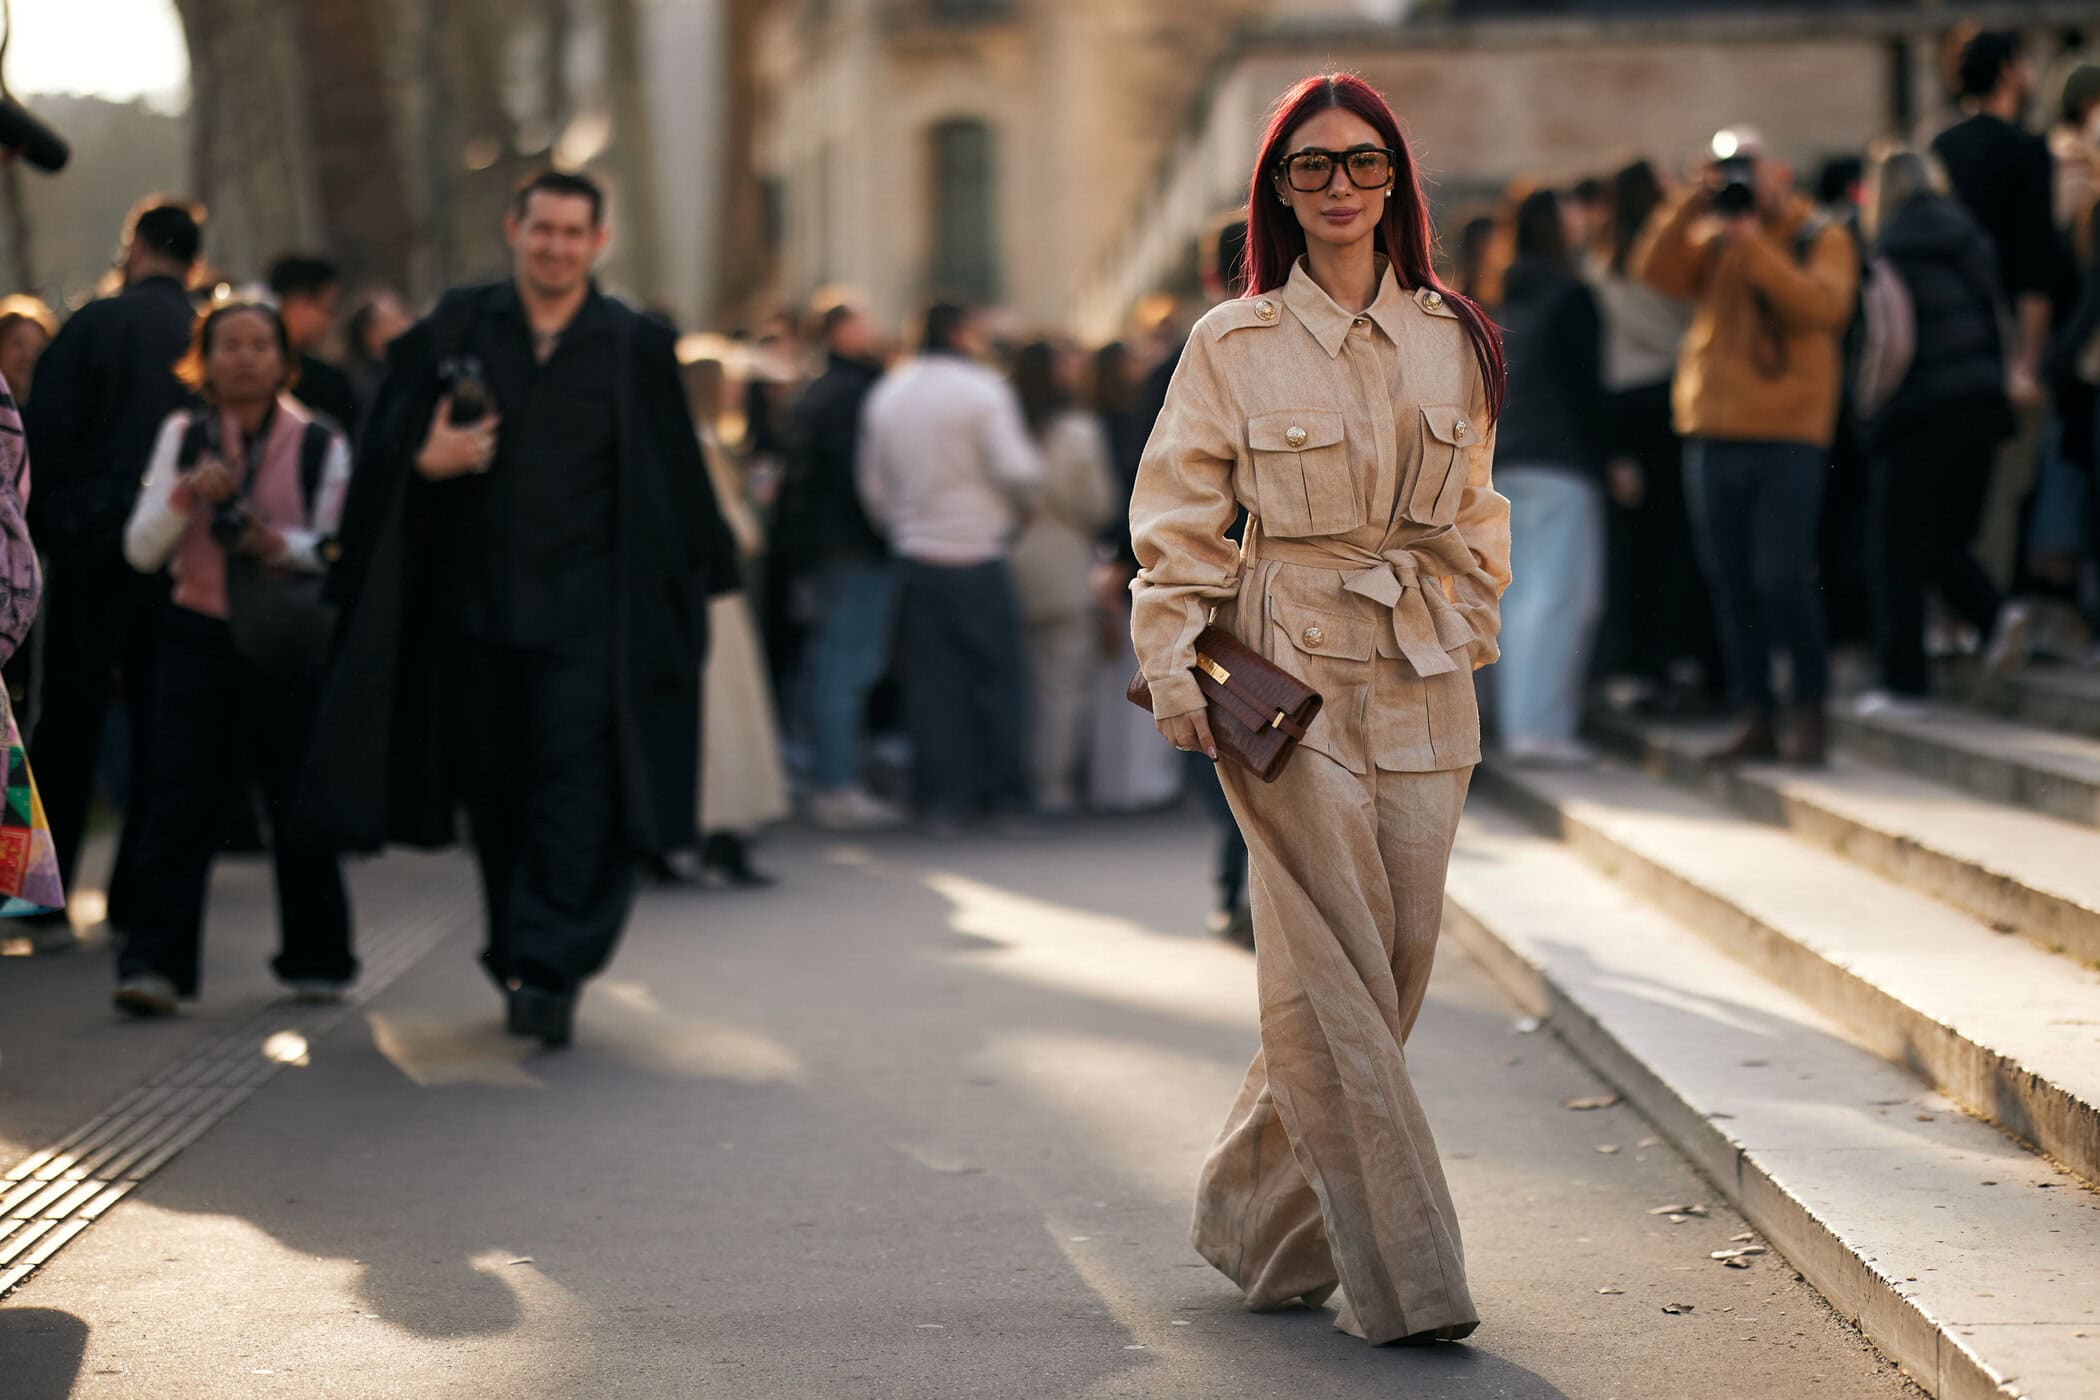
[{"xmin": 1277, "ymin": 146, "xmax": 1399, "ymax": 193}]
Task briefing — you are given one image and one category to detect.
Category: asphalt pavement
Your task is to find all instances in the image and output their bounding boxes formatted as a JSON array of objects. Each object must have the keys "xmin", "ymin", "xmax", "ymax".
[{"xmin": 0, "ymin": 811, "xmax": 1921, "ymax": 1399}]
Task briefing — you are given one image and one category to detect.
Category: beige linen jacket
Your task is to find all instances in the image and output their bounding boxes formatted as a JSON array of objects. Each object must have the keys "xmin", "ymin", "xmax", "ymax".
[{"xmin": 1129, "ymin": 259, "xmax": 1511, "ymax": 774}]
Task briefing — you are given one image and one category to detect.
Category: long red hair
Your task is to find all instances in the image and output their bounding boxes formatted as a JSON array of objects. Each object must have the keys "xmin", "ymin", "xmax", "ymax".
[{"xmin": 1244, "ymin": 73, "xmax": 1506, "ymax": 422}]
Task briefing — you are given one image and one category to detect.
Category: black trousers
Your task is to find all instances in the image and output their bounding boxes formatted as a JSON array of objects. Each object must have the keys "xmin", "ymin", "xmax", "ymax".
[
  {"xmin": 1600, "ymin": 383, "xmax": 1720, "ymax": 693},
  {"xmin": 898, "ymin": 559, "xmax": 1032, "ymax": 817},
  {"xmin": 120, "ymin": 610, "xmax": 352, "ymax": 995},
  {"xmin": 450, "ymin": 626, "xmax": 634, "ymax": 992},
  {"xmin": 1868, "ymin": 419, "xmax": 2004, "ymax": 698},
  {"xmin": 28, "ymin": 541, "xmax": 161, "ymax": 921}
]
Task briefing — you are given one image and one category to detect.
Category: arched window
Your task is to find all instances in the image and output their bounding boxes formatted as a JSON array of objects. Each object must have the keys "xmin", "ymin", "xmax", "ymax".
[{"xmin": 929, "ymin": 117, "xmax": 998, "ymax": 304}]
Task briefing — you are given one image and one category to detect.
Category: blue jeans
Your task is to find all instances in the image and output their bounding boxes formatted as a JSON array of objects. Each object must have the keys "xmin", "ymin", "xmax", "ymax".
[
  {"xmin": 1494, "ymin": 465, "xmax": 1604, "ymax": 743},
  {"xmin": 800, "ymin": 556, "xmax": 902, "ymax": 790},
  {"xmin": 1683, "ymin": 438, "xmax": 1831, "ymax": 712}
]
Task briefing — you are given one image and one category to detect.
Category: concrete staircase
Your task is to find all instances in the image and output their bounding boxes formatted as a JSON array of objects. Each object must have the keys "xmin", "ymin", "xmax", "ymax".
[{"xmin": 1448, "ymin": 668, "xmax": 2100, "ymax": 1400}]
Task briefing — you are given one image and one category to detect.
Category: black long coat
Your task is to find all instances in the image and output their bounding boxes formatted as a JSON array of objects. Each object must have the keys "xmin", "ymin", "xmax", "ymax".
[{"xmin": 302, "ymin": 283, "xmax": 739, "ymax": 856}]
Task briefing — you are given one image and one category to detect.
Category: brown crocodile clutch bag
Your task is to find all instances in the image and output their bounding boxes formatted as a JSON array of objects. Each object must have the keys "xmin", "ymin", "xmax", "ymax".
[{"xmin": 1126, "ymin": 626, "xmax": 1323, "ymax": 783}]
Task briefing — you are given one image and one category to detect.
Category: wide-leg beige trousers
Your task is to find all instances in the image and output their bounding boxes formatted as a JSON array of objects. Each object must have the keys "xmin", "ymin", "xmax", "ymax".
[{"xmin": 1195, "ymin": 753, "xmax": 1476, "ymax": 1344}]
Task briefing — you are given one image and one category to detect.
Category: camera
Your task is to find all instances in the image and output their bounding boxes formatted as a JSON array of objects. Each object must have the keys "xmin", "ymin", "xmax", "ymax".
[
  {"xmin": 1712, "ymin": 155, "xmax": 1757, "ymax": 217},
  {"xmin": 209, "ymin": 500, "xmax": 252, "ymax": 548},
  {"xmin": 176, "ymin": 414, "xmax": 252, "ymax": 546},
  {"xmin": 438, "ymin": 355, "xmax": 491, "ymax": 426}
]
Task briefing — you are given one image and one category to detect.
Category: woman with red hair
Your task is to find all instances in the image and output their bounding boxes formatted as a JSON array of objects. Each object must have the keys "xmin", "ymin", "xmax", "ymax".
[{"xmin": 1129, "ymin": 73, "xmax": 1510, "ymax": 1345}]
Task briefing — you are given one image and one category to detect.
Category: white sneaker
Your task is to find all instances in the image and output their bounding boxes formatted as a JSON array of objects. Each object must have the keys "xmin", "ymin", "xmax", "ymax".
[
  {"xmin": 1981, "ymin": 602, "xmax": 2034, "ymax": 675},
  {"xmin": 807, "ymin": 786, "xmax": 907, "ymax": 831},
  {"xmin": 1503, "ymin": 736, "xmax": 1596, "ymax": 767},
  {"xmin": 282, "ymin": 979, "xmax": 349, "ymax": 1005},
  {"xmin": 113, "ymin": 973, "xmax": 180, "ymax": 1019},
  {"xmin": 1849, "ymin": 690, "xmax": 1932, "ymax": 720}
]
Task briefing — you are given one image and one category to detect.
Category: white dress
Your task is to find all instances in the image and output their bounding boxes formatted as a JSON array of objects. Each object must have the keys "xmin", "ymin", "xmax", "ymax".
[{"xmin": 700, "ymin": 432, "xmax": 790, "ymax": 834}]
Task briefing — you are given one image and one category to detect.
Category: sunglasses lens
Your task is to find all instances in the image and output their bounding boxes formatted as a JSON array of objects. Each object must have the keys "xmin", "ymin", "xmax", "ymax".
[
  {"xmin": 1347, "ymin": 151, "xmax": 1392, "ymax": 186},
  {"xmin": 1287, "ymin": 154, "xmax": 1334, "ymax": 191}
]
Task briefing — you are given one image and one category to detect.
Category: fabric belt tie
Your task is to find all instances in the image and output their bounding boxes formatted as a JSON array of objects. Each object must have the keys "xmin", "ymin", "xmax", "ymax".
[{"xmin": 1253, "ymin": 528, "xmax": 1480, "ymax": 677}]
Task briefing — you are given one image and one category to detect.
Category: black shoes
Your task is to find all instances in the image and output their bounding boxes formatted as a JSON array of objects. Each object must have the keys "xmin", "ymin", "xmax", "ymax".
[
  {"xmin": 505, "ymin": 982, "xmax": 577, "ymax": 1049},
  {"xmin": 701, "ymin": 832, "xmax": 775, "ymax": 889},
  {"xmin": 642, "ymin": 835, "xmax": 776, "ymax": 890}
]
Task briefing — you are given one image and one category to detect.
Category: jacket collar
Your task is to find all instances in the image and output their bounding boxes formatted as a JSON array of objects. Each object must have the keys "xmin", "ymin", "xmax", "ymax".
[
  {"xmin": 1283, "ymin": 256, "xmax": 1414, "ymax": 358},
  {"xmin": 489, "ymin": 278, "xmax": 615, "ymax": 340}
]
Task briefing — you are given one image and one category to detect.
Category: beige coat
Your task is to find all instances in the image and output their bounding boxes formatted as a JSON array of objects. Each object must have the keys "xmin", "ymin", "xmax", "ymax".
[
  {"xmin": 1130, "ymin": 259, "xmax": 1511, "ymax": 774},
  {"xmin": 1129, "ymin": 258, "xmax": 1510, "ymax": 1345},
  {"xmin": 1009, "ymin": 410, "xmax": 1116, "ymax": 625}
]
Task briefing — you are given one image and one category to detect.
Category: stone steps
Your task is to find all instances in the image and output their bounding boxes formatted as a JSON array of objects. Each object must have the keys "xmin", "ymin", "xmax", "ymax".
[
  {"xmin": 1589, "ymin": 713, "xmax": 2100, "ymax": 968},
  {"xmin": 1471, "ymin": 758, "xmax": 2100, "ymax": 1192},
  {"xmin": 1443, "ymin": 802, "xmax": 2100, "ymax": 1400},
  {"xmin": 1946, "ymin": 665, "xmax": 2100, "ymax": 742},
  {"xmin": 1830, "ymin": 704, "xmax": 2100, "ymax": 830}
]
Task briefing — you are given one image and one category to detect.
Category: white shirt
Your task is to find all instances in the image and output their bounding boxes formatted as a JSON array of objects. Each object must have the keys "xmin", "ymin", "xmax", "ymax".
[{"xmin": 857, "ymin": 353, "xmax": 1043, "ymax": 567}]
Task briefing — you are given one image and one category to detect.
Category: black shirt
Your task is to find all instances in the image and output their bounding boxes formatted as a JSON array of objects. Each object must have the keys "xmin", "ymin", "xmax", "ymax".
[
  {"xmin": 1930, "ymin": 113, "xmax": 2061, "ymax": 305},
  {"xmin": 22, "ymin": 273, "xmax": 196, "ymax": 548},
  {"xmin": 440, "ymin": 281, "xmax": 620, "ymax": 645},
  {"xmin": 293, "ymin": 353, "xmax": 361, "ymax": 446}
]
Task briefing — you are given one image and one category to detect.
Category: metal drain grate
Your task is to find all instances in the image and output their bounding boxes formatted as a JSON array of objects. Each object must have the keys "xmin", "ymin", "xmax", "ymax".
[{"xmin": 0, "ymin": 864, "xmax": 475, "ymax": 1299}]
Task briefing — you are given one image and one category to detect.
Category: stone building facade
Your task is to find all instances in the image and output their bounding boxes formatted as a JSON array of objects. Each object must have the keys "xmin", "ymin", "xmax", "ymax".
[{"xmin": 725, "ymin": 1, "xmax": 2096, "ymax": 339}]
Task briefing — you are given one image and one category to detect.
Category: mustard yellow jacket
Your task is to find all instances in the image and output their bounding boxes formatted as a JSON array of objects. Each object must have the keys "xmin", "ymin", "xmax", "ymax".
[
  {"xmin": 1633, "ymin": 192, "xmax": 1859, "ymax": 448},
  {"xmin": 1128, "ymin": 259, "xmax": 1511, "ymax": 775}
]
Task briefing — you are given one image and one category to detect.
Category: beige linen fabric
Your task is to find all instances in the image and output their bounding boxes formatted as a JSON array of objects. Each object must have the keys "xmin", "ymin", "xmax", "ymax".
[{"xmin": 1129, "ymin": 257, "xmax": 1510, "ymax": 1343}]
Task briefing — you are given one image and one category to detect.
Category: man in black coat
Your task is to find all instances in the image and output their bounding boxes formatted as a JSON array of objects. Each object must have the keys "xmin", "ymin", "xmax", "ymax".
[
  {"xmin": 23, "ymin": 199, "xmax": 202, "ymax": 930},
  {"xmin": 305, "ymin": 170, "xmax": 738, "ymax": 1046}
]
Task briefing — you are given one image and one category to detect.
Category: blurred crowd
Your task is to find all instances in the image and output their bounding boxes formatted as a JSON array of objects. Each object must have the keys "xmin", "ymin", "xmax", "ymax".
[
  {"xmin": 1466, "ymin": 28, "xmax": 2100, "ymax": 768},
  {"xmin": 4, "ymin": 21, "xmax": 2100, "ymax": 992}
]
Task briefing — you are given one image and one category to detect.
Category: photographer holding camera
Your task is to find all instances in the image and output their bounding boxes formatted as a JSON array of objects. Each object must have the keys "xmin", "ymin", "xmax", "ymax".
[
  {"xmin": 1634, "ymin": 126, "xmax": 1859, "ymax": 766},
  {"xmin": 114, "ymin": 301, "xmax": 354, "ymax": 1017}
]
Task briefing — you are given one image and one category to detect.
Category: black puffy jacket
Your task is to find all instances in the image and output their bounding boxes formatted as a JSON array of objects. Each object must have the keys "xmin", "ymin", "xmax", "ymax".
[{"xmin": 1870, "ymin": 192, "xmax": 2012, "ymax": 447}]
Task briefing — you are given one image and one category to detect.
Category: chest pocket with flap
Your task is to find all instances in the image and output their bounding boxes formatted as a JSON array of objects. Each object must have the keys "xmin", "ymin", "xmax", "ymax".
[
  {"xmin": 1407, "ymin": 403, "xmax": 1475, "ymax": 526},
  {"xmin": 1245, "ymin": 409, "xmax": 1363, "ymax": 539}
]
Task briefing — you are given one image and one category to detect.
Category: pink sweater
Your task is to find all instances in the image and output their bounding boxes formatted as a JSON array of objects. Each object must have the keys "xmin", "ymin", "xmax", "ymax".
[{"xmin": 124, "ymin": 398, "xmax": 350, "ymax": 620}]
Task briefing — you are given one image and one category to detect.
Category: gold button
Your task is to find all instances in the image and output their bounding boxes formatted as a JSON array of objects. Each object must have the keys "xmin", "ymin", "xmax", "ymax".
[
  {"xmin": 1423, "ymin": 290, "xmax": 1444, "ymax": 309},
  {"xmin": 1455, "ymin": 420, "xmax": 1469, "ymax": 440},
  {"xmin": 1303, "ymin": 626, "xmax": 1325, "ymax": 647},
  {"xmin": 1284, "ymin": 425, "xmax": 1308, "ymax": 448},
  {"xmin": 1254, "ymin": 299, "xmax": 1277, "ymax": 321}
]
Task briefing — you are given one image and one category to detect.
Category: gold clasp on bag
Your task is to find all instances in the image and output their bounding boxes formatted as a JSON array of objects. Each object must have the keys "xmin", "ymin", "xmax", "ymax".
[{"xmin": 1196, "ymin": 654, "xmax": 1230, "ymax": 685}]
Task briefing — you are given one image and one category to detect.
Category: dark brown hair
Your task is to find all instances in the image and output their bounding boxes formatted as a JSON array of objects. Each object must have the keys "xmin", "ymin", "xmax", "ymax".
[
  {"xmin": 1246, "ymin": 73, "xmax": 1505, "ymax": 421},
  {"xmin": 174, "ymin": 301, "xmax": 296, "ymax": 401},
  {"xmin": 513, "ymin": 169, "xmax": 606, "ymax": 226}
]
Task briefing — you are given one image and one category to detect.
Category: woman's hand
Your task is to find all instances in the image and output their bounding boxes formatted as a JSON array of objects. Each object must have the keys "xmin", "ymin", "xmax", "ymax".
[
  {"xmin": 1607, "ymin": 457, "xmax": 1644, "ymax": 509},
  {"xmin": 232, "ymin": 519, "xmax": 288, "ymax": 563},
  {"xmin": 186, "ymin": 459, "xmax": 242, "ymax": 505},
  {"xmin": 1158, "ymin": 708, "xmax": 1217, "ymax": 761},
  {"xmin": 415, "ymin": 394, "xmax": 501, "ymax": 481}
]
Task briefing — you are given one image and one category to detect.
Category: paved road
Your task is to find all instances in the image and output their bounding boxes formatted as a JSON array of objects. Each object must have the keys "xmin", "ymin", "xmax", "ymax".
[{"xmin": 1, "ymin": 812, "xmax": 1919, "ymax": 1398}]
